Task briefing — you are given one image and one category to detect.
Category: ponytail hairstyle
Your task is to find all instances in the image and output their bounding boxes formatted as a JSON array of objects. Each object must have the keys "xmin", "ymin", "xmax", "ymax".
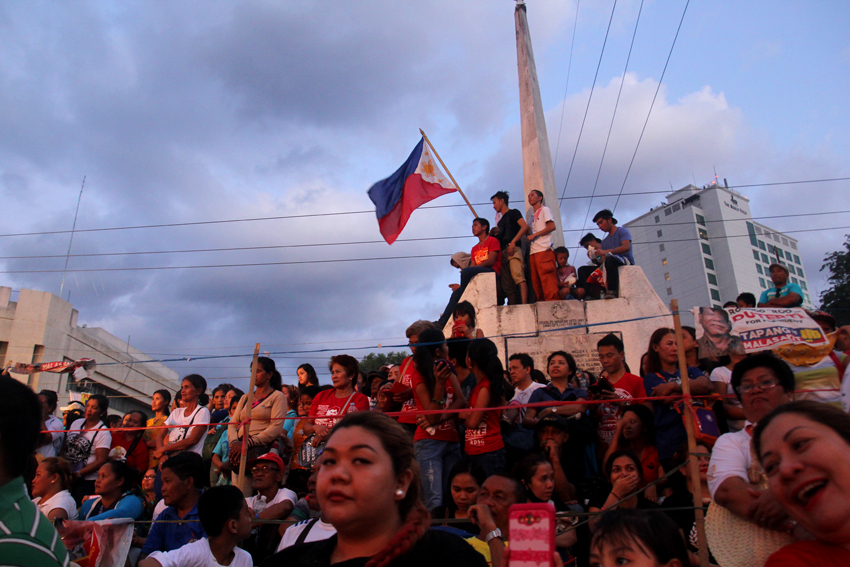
[
  {"xmin": 413, "ymin": 329, "xmax": 445, "ymax": 397},
  {"xmin": 466, "ymin": 338, "xmax": 504, "ymax": 407},
  {"xmin": 255, "ymin": 357, "xmax": 282, "ymax": 391},
  {"xmin": 452, "ymin": 300, "xmax": 477, "ymax": 329},
  {"xmin": 153, "ymin": 389, "xmax": 172, "ymax": 408},
  {"xmin": 41, "ymin": 457, "xmax": 73, "ymax": 491},
  {"xmin": 328, "ymin": 412, "xmax": 430, "ymax": 567},
  {"xmin": 182, "ymin": 374, "xmax": 209, "ymax": 407}
]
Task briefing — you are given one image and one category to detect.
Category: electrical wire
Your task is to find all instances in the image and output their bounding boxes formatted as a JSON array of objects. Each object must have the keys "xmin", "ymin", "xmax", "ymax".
[{"xmin": 559, "ymin": 0, "xmax": 619, "ymax": 203}]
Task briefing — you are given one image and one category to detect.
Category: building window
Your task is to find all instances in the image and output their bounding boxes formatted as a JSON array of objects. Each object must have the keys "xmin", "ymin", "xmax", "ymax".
[
  {"xmin": 761, "ymin": 253, "xmax": 769, "ymax": 263},
  {"xmin": 782, "ymin": 237, "xmax": 789, "ymax": 246},
  {"xmin": 747, "ymin": 222, "xmax": 758, "ymax": 247},
  {"xmin": 801, "ymin": 281, "xmax": 808, "ymax": 290},
  {"xmin": 667, "ymin": 287, "xmax": 673, "ymax": 296},
  {"xmin": 672, "ymin": 203, "xmax": 681, "ymax": 212},
  {"xmin": 707, "ymin": 273, "xmax": 718, "ymax": 285},
  {"xmin": 657, "ymin": 230, "xmax": 663, "ymax": 238},
  {"xmin": 696, "ymin": 214, "xmax": 706, "ymax": 227},
  {"xmin": 662, "ymin": 258, "xmax": 668, "ymax": 266},
  {"xmin": 704, "ymin": 258, "xmax": 714, "ymax": 270},
  {"xmin": 764, "ymin": 230, "xmax": 771, "ymax": 238},
  {"xmin": 797, "ymin": 268, "xmax": 804, "ymax": 278},
  {"xmin": 755, "ymin": 226, "xmax": 763, "ymax": 235},
  {"xmin": 790, "ymin": 241, "xmax": 797, "ymax": 250},
  {"xmin": 701, "ymin": 243, "xmax": 712, "ymax": 255},
  {"xmin": 792, "ymin": 277, "xmax": 798, "ymax": 284},
  {"xmin": 665, "ymin": 208, "xmax": 672, "ymax": 216},
  {"xmin": 752, "ymin": 250, "xmax": 760, "ymax": 261},
  {"xmin": 788, "ymin": 265, "xmax": 795, "ymax": 275},
  {"xmin": 659, "ymin": 244, "xmax": 665, "ymax": 252},
  {"xmin": 758, "ymin": 240, "xmax": 766, "ymax": 251},
  {"xmin": 664, "ymin": 273, "xmax": 671, "ymax": 281},
  {"xmin": 699, "ymin": 228, "xmax": 709, "ymax": 240},
  {"xmin": 767, "ymin": 244, "xmax": 775, "ymax": 254},
  {"xmin": 710, "ymin": 289, "xmax": 721, "ymax": 301},
  {"xmin": 794, "ymin": 254, "xmax": 801, "ymax": 264},
  {"xmin": 655, "ymin": 215, "xmax": 660, "ymax": 223},
  {"xmin": 759, "ymin": 277, "xmax": 766, "ymax": 288},
  {"xmin": 756, "ymin": 264, "xmax": 763, "ymax": 274},
  {"xmin": 774, "ymin": 234, "xmax": 781, "ymax": 242},
  {"xmin": 776, "ymin": 248, "xmax": 784, "ymax": 259}
]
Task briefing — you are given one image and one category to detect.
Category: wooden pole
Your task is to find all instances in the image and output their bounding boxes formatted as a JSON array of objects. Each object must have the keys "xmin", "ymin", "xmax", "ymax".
[
  {"xmin": 670, "ymin": 300, "xmax": 710, "ymax": 567},
  {"xmin": 419, "ymin": 129, "xmax": 479, "ymax": 217},
  {"xmin": 237, "ymin": 343, "xmax": 261, "ymax": 496}
]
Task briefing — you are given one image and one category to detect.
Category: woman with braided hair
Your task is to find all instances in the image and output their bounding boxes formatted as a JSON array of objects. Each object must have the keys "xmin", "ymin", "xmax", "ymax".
[{"xmin": 261, "ymin": 411, "xmax": 486, "ymax": 567}]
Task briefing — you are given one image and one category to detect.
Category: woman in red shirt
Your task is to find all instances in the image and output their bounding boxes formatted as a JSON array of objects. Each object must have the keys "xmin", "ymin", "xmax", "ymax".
[
  {"xmin": 410, "ymin": 329, "xmax": 467, "ymax": 511},
  {"xmin": 459, "ymin": 338, "xmax": 506, "ymax": 477},
  {"xmin": 304, "ymin": 355, "xmax": 369, "ymax": 447}
]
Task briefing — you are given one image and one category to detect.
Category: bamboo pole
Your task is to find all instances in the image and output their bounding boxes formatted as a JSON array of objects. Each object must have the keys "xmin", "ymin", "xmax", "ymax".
[
  {"xmin": 419, "ymin": 128, "xmax": 478, "ymax": 217},
  {"xmin": 238, "ymin": 343, "xmax": 261, "ymax": 496},
  {"xmin": 670, "ymin": 300, "xmax": 710, "ymax": 567}
]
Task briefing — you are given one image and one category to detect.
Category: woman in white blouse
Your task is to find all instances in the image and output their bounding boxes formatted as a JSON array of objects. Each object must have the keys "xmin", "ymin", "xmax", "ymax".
[{"xmin": 31, "ymin": 457, "xmax": 79, "ymax": 521}]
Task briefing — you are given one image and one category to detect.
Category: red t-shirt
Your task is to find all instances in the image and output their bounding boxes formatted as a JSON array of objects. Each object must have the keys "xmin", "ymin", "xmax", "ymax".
[
  {"xmin": 109, "ymin": 431, "xmax": 149, "ymax": 474},
  {"xmin": 396, "ymin": 357, "xmax": 418, "ymax": 424},
  {"xmin": 464, "ymin": 379, "xmax": 504, "ymax": 455},
  {"xmin": 596, "ymin": 372, "xmax": 647, "ymax": 444},
  {"xmin": 309, "ymin": 389, "xmax": 370, "ymax": 429},
  {"xmin": 765, "ymin": 540, "xmax": 850, "ymax": 567},
  {"xmin": 410, "ymin": 368, "xmax": 459, "ymax": 443},
  {"xmin": 471, "ymin": 236, "xmax": 502, "ymax": 275},
  {"xmin": 639, "ymin": 445, "xmax": 660, "ymax": 486}
]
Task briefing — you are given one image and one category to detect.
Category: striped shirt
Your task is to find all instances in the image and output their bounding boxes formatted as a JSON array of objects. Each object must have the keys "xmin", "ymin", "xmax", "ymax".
[{"xmin": 0, "ymin": 476, "xmax": 69, "ymax": 567}]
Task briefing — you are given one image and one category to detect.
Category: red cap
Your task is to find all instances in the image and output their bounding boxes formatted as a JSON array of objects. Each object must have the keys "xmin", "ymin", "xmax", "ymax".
[{"xmin": 247, "ymin": 452, "xmax": 285, "ymax": 471}]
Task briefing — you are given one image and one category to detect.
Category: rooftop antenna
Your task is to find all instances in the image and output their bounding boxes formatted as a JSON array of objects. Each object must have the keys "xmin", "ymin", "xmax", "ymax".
[{"xmin": 59, "ymin": 176, "xmax": 86, "ymax": 299}]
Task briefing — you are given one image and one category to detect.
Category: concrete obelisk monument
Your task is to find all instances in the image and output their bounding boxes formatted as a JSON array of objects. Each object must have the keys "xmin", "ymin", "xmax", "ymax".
[{"xmin": 515, "ymin": 0, "xmax": 565, "ymax": 248}]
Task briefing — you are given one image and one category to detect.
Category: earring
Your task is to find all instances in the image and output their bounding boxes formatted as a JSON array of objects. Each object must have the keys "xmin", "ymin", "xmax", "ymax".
[{"xmin": 395, "ymin": 489, "xmax": 404, "ymax": 497}]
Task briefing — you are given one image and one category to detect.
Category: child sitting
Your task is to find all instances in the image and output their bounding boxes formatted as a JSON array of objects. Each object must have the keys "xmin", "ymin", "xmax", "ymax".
[
  {"xmin": 554, "ymin": 246, "xmax": 578, "ymax": 300},
  {"xmin": 139, "ymin": 485, "xmax": 252, "ymax": 567},
  {"xmin": 451, "ymin": 301, "xmax": 484, "ymax": 339}
]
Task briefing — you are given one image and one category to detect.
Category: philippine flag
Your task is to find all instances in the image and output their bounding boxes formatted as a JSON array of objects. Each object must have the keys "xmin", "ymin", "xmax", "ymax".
[{"xmin": 367, "ymin": 138, "xmax": 457, "ymax": 244}]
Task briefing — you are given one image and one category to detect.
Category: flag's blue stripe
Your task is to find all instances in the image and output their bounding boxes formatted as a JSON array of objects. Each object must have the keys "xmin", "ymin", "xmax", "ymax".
[{"xmin": 367, "ymin": 138, "xmax": 424, "ymax": 219}]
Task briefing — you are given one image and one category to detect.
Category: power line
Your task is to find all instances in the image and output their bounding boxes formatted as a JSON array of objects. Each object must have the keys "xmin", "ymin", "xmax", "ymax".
[
  {"xmin": 611, "ymin": 0, "xmax": 690, "ymax": 213},
  {"xmin": 1, "ymin": 209, "xmax": 846, "ymax": 262},
  {"xmin": 0, "ymin": 177, "xmax": 846, "ymax": 240},
  {"xmin": 551, "ymin": 0, "xmax": 581, "ymax": 176},
  {"xmin": 559, "ymin": 0, "xmax": 619, "ymax": 203},
  {"xmin": 574, "ymin": 0, "xmax": 645, "ymax": 253}
]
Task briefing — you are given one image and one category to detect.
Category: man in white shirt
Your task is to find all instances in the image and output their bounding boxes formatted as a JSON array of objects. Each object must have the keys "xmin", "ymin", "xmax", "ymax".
[
  {"xmin": 140, "ymin": 485, "xmax": 253, "ymax": 567},
  {"xmin": 243, "ymin": 453, "xmax": 297, "ymax": 563},
  {"xmin": 526, "ymin": 189, "xmax": 560, "ymax": 301},
  {"xmin": 503, "ymin": 353, "xmax": 546, "ymax": 467},
  {"xmin": 708, "ymin": 353, "xmax": 798, "ymax": 535},
  {"xmin": 37, "ymin": 390, "xmax": 64, "ymax": 458}
]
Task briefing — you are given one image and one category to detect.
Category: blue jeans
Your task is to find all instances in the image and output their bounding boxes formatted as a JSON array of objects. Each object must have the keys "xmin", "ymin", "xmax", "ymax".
[
  {"xmin": 468, "ymin": 448, "xmax": 506, "ymax": 478},
  {"xmin": 414, "ymin": 439, "xmax": 462, "ymax": 511},
  {"xmin": 437, "ymin": 266, "xmax": 495, "ymax": 327}
]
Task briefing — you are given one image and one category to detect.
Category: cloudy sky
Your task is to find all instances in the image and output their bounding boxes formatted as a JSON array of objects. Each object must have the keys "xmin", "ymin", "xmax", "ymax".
[{"xmin": 1, "ymin": 1, "xmax": 848, "ymax": 388}]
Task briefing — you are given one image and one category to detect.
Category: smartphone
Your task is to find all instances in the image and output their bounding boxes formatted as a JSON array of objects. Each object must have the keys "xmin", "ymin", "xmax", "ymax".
[
  {"xmin": 434, "ymin": 358, "xmax": 456, "ymax": 375},
  {"xmin": 507, "ymin": 502, "xmax": 555, "ymax": 567}
]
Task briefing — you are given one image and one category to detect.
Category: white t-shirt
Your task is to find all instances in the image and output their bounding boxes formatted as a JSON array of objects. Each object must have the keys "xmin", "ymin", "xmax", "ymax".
[
  {"xmin": 153, "ymin": 498, "xmax": 167, "ymax": 520},
  {"xmin": 509, "ymin": 381, "xmax": 545, "ymax": 421},
  {"xmin": 165, "ymin": 405, "xmax": 211, "ymax": 455},
  {"xmin": 709, "ymin": 366, "xmax": 745, "ymax": 432},
  {"xmin": 148, "ymin": 538, "xmax": 252, "ymax": 567},
  {"xmin": 65, "ymin": 419, "xmax": 112, "ymax": 480},
  {"xmin": 33, "ymin": 489, "xmax": 79, "ymax": 520},
  {"xmin": 246, "ymin": 487, "xmax": 297, "ymax": 514},
  {"xmin": 530, "ymin": 205, "xmax": 555, "ymax": 254},
  {"xmin": 276, "ymin": 517, "xmax": 336, "ymax": 552},
  {"xmin": 707, "ymin": 427, "xmax": 753, "ymax": 499},
  {"xmin": 37, "ymin": 414, "xmax": 65, "ymax": 458}
]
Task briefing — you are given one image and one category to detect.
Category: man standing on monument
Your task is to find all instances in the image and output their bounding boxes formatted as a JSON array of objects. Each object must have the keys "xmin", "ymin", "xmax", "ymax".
[
  {"xmin": 526, "ymin": 190, "xmax": 560, "ymax": 302},
  {"xmin": 757, "ymin": 263, "xmax": 803, "ymax": 308},
  {"xmin": 592, "ymin": 209, "xmax": 635, "ymax": 299},
  {"xmin": 491, "ymin": 191, "xmax": 529, "ymax": 304}
]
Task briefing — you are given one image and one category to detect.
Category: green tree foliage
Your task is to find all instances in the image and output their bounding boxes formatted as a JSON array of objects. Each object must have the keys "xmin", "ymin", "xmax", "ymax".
[
  {"xmin": 358, "ymin": 351, "xmax": 408, "ymax": 374},
  {"xmin": 820, "ymin": 234, "xmax": 850, "ymax": 326}
]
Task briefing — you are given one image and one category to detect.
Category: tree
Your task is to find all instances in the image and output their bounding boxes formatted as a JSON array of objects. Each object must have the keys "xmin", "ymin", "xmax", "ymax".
[
  {"xmin": 358, "ymin": 351, "xmax": 408, "ymax": 374},
  {"xmin": 820, "ymin": 234, "xmax": 850, "ymax": 326}
]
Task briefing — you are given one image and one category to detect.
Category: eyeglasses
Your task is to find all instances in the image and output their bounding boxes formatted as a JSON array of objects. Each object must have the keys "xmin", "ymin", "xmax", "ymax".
[
  {"xmin": 736, "ymin": 378, "xmax": 780, "ymax": 395},
  {"xmin": 143, "ymin": 475, "xmax": 156, "ymax": 480},
  {"xmin": 251, "ymin": 465, "xmax": 279, "ymax": 475}
]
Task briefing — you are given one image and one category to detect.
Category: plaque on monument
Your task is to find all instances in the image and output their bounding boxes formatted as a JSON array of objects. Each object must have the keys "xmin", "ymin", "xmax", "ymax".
[{"xmin": 505, "ymin": 331, "xmax": 622, "ymax": 376}]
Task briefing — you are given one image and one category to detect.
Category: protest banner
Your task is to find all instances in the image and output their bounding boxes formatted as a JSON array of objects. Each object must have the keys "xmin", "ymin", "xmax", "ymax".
[{"xmin": 693, "ymin": 306, "xmax": 827, "ymax": 358}]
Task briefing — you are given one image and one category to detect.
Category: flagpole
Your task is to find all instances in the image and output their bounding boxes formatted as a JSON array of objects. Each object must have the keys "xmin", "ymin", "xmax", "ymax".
[{"xmin": 419, "ymin": 129, "xmax": 478, "ymax": 217}]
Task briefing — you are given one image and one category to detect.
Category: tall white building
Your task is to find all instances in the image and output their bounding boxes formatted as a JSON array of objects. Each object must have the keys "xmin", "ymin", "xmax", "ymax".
[
  {"xmin": 0, "ymin": 286, "xmax": 180, "ymax": 416},
  {"xmin": 624, "ymin": 184, "xmax": 813, "ymax": 319}
]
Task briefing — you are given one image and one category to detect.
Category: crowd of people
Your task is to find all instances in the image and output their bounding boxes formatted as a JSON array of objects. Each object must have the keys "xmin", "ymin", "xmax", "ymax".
[{"xmin": 1, "ymin": 300, "xmax": 848, "ymax": 567}]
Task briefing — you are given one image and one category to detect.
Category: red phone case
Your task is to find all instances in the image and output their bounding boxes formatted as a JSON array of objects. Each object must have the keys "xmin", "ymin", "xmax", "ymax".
[{"xmin": 507, "ymin": 502, "xmax": 555, "ymax": 567}]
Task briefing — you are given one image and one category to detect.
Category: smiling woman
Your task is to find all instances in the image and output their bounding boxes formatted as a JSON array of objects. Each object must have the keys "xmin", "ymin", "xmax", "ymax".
[
  {"xmin": 261, "ymin": 412, "xmax": 487, "ymax": 567},
  {"xmin": 754, "ymin": 401, "xmax": 850, "ymax": 566}
]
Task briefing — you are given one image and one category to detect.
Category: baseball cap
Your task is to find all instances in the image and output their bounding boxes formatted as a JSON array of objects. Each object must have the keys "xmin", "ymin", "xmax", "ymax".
[
  {"xmin": 247, "ymin": 452, "xmax": 285, "ymax": 471},
  {"xmin": 60, "ymin": 401, "xmax": 85, "ymax": 413},
  {"xmin": 535, "ymin": 413, "xmax": 569, "ymax": 432}
]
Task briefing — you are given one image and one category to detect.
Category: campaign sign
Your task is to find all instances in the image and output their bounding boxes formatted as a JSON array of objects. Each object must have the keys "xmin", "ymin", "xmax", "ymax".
[{"xmin": 694, "ymin": 306, "xmax": 827, "ymax": 356}]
